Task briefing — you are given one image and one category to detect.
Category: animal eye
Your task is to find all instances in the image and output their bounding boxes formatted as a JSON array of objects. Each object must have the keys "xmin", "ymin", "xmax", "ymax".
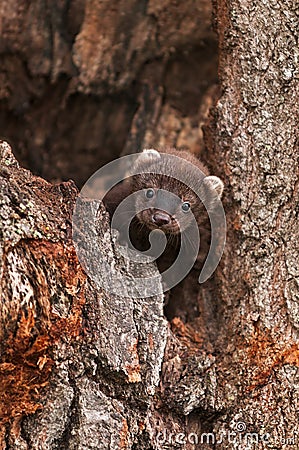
[
  {"xmin": 145, "ymin": 188, "xmax": 155, "ymax": 199},
  {"xmin": 181, "ymin": 201, "xmax": 191, "ymax": 212}
]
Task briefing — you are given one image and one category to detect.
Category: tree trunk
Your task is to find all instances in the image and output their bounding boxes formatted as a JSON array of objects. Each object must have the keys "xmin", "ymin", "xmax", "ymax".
[
  {"xmin": 205, "ymin": 0, "xmax": 299, "ymax": 447},
  {"xmin": 1, "ymin": 0, "xmax": 298, "ymax": 449}
]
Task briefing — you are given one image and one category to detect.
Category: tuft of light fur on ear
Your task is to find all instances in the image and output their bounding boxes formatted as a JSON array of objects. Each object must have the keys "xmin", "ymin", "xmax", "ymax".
[
  {"xmin": 132, "ymin": 149, "xmax": 161, "ymax": 173},
  {"xmin": 204, "ymin": 176, "xmax": 224, "ymax": 199},
  {"xmin": 140, "ymin": 148, "xmax": 161, "ymax": 159}
]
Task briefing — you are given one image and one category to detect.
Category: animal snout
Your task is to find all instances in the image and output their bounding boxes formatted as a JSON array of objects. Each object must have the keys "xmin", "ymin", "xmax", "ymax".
[{"xmin": 152, "ymin": 212, "xmax": 170, "ymax": 227}]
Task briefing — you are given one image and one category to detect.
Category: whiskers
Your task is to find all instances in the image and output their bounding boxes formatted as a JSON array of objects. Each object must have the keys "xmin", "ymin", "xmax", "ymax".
[{"xmin": 182, "ymin": 227, "xmax": 199, "ymax": 257}]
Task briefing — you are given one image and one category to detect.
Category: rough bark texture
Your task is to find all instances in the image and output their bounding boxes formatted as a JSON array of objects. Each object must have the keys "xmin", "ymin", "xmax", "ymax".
[
  {"xmin": 0, "ymin": 0, "xmax": 298, "ymax": 449},
  {"xmin": 0, "ymin": 141, "xmax": 168, "ymax": 449},
  {"xmin": 206, "ymin": 0, "xmax": 299, "ymax": 447},
  {"xmin": 0, "ymin": 0, "xmax": 217, "ymax": 187}
]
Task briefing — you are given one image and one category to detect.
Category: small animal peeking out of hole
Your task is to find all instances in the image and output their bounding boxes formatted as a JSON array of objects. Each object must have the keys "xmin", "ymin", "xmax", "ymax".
[{"xmin": 103, "ymin": 147, "xmax": 224, "ymax": 289}]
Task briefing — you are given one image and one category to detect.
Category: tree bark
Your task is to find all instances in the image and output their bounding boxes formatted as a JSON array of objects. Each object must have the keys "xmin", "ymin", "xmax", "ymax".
[
  {"xmin": 0, "ymin": 0, "xmax": 217, "ymax": 187},
  {"xmin": 206, "ymin": 0, "xmax": 299, "ymax": 447},
  {"xmin": 0, "ymin": 0, "xmax": 298, "ymax": 449}
]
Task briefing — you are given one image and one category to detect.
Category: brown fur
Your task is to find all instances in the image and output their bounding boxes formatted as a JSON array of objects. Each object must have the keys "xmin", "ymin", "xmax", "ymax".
[{"xmin": 104, "ymin": 148, "xmax": 223, "ymax": 276}]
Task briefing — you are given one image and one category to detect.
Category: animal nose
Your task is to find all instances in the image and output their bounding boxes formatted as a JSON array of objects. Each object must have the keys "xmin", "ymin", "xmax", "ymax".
[{"xmin": 152, "ymin": 212, "xmax": 170, "ymax": 227}]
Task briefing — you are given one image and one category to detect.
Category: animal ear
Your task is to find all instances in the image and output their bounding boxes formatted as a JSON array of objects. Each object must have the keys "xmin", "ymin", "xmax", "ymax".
[
  {"xmin": 132, "ymin": 148, "xmax": 161, "ymax": 173},
  {"xmin": 140, "ymin": 148, "xmax": 161, "ymax": 160},
  {"xmin": 203, "ymin": 176, "xmax": 224, "ymax": 199}
]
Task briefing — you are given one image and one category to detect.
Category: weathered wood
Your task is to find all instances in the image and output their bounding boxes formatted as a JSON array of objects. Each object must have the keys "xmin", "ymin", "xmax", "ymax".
[
  {"xmin": 0, "ymin": 0, "xmax": 298, "ymax": 448},
  {"xmin": 206, "ymin": 0, "xmax": 299, "ymax": 447},
  {"xmin": 0, "ymin": 141, "xmax": 168, "ymax": 448},
  {"xmin": 0, "ymin": 0, "xmax": 217, "ymax": 186}
]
